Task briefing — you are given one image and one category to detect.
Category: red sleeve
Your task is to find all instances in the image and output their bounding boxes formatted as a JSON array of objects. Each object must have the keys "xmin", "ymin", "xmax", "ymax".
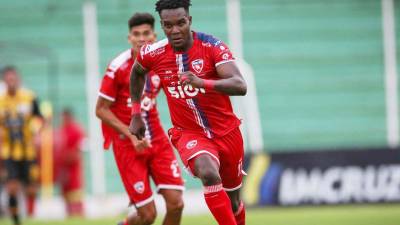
[
  {"xmin": 137, "ymin": 44, "xmax": 154, "ymax": 70},
  {"xmin": 99, "ymin": 67, "xmax": 118, "ymax": 102},
  {"xmin": 212, "ymin": 41, "xmax": 235, "ymax": 67}
]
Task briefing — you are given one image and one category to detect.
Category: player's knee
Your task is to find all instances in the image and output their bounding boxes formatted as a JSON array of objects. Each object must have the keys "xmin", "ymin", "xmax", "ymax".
[
  {"xmin": 140, "ymin": 210, "xmax": 156, "ymax": 225},
  {"xmin": 197, "ymin": 167, "xmax": 221, "ymax": 186},
  {"xmin": 193, "ymin": 155, "xmax": 221, "ymax": 186},
  {"xmin": 166, "ymin": 198, "xmax": 184, "ymax": 214}
]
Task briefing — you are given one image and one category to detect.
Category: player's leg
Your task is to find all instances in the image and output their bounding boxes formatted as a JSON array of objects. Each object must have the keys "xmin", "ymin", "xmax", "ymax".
[
  {"xmin": 113, "ymin": 137, "xmax": 157, "ymax": 225},
  {"xmin": 217, "ymin": 127, "xmax": 246, "ymax": 225},
  {"xmin": 25, "ymin": 160, "xmax": 39, "ymax": 217},
  {"xmin": 5, "ymin": 160, "xmax": 22, "ymax": 225},
  {"xmin": 158, "ymin": 189, "xmax": 183, "ymax": 225},
  {"xmin": 190, "ymin": 154, "xmax": 236, "ymax": 225},
  {"xmin": 227, "ymin": 189, "xmax": 245, "ymax": 225},
  {"xmin": 63, "ymin": 189, "xmax": 84, "ymax": 217},
  {"xmin": 150, "ymin": 137, "xmax": 184, "ymax": 225},
  {"xmin": 119, "ymin": 202, "xmax": 157, "ymax": 225},
  {"xmin": 169, "ymin": 128, "xmax": 236, "ymax": 225}
]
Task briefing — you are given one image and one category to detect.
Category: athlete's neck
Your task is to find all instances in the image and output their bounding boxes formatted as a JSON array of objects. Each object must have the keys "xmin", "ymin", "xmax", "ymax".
[{"xmin": 131, "ymin": 48, "xmax": 139, "ymax": 59}]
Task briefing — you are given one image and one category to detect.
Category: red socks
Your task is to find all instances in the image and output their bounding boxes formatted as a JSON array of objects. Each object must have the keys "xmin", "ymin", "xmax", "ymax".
[
  {"xmin": 26, "ymin": 195, "xmax": 35, "ymax": 217},
  {"xmin": 204, "ymin": 184, "xmax": 236, "ymax": 225},
  {"xmin": 234, "ymin": 201, "xmax": 246, "ymax": 225}
]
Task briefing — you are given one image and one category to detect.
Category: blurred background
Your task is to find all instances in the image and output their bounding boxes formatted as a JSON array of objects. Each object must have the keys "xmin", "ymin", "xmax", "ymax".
[{"xmin": 0, "ymin": 0, "xmax": 400, "ymax": 224}]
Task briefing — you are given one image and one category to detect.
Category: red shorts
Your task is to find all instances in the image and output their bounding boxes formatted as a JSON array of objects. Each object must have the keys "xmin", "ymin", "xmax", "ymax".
[
  {"xmin": 169, "ymin": 127, "xmax": 245, "ymax": 191},
  {"xmin": 112, "ymin": 134, "xmax": 184, "ymax": 208}
]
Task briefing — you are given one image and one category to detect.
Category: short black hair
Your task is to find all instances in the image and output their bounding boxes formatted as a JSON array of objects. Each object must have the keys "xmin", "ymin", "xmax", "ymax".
[
  {"xmin": 1, "ymin": 65, "xmax": 17, "ymax": 78},
  {"xmin": 155, "ymin": 0, "xmax": 192, "ymax": 14},
  {"xmin": 128, "ymin": 12, "xmax": 155, "ymax": 30}
]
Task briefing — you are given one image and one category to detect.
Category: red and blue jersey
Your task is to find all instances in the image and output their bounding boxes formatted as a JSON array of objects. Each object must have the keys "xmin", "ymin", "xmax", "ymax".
[
  {"xmin": 137, "ymin": 31, "xmax": 241, "ymax": 138},
  {"xmin": 99, "ymin": 48, "xmax": 164, "ymax": 149}
]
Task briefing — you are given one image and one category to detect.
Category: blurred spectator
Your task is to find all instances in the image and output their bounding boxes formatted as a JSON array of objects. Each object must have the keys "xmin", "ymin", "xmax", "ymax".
[
  {"xmin": 0, "ymin": 80, "xmax": 5, "ymax": 93},
  {"xmin": 54, "ymin": 108, "xmax": 85, "ymax": 217},
  {"xmin": 0, "ymin": 66, "xmax": 42, "ymax": 225}
]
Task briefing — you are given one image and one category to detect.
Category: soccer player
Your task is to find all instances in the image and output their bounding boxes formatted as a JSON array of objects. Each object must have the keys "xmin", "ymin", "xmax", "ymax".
[
  {"xmin": 0, "ymin": 66, "xmax": 42, "ymax": 225},
  {"xmin": 95, "ymin": 12, "xmax": 184, "ymax": 225},
  {"xmin": 129, "ymin": 1, "xmax": 247, "ymax": 225},
  {"xmin": 55, "ymin": 108, "xmax": 85, "ymax": 217}
]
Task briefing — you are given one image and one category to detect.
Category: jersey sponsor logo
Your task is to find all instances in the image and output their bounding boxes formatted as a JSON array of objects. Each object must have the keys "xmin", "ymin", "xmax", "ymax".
[
  {"xmin": 167, "ymin": 84, "xmax": 206, "ymax": 99},
  {"xmin": 150, "ymin": 47, "xmax": 166, "ymax": 57},
  {"xmin": 134, "ymin": 181, "xmax": 145, "ymax": 194},
  {"xmin": 186, "ymin": 140, "xmax": 197, "ymax": 149},
  {"xmin": 191, "ymin": 59, "xmax": 204, "ymax": 74}
]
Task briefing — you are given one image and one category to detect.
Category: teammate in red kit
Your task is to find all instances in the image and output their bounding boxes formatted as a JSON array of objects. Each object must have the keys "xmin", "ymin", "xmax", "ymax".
[
  {"xmin": 129, "ymin": 1, "xmax": 247, "ymax": 225},
  {"xmin": 56, "ymin": 108, "xmax": 85, "ymax": 217},
  {"xmin": 96, "ymin": 12, "xmax": 184, "ymax": 225}
]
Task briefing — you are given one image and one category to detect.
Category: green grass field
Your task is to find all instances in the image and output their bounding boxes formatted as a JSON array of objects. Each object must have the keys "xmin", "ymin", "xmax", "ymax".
[{"xmin": 1, "ymin": 204, "xmax": 399, "ymax": 225}]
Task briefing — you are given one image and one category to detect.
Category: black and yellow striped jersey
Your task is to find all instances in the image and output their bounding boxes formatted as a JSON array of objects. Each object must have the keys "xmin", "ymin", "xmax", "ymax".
[{"xmin": 0, "ymin": 88, "xmax": 42, "ymax": 161}]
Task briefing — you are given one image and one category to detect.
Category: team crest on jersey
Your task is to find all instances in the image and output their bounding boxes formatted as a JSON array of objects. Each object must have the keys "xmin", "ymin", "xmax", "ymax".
[
  {"xmin": 186, "ymin": 140, "xmax": 198, "ymax": 149},
  {"xmin": 134, "ymin": 181, "xmax": 145, "ymax": 194},
  {"xmin": 222, "ymin": 53, "xmax": 230, "ymax": 60},
  {"xmin": 191, "ymin": 59, "xmax": 204, "ymax": 73},
  {"xmin": 151, "ymin": 74, "xmax": 160, "ymax": 88}
]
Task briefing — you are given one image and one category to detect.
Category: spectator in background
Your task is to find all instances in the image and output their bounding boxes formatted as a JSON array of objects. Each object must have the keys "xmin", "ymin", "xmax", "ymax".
[
  {"xmin": 54, "ymin": 108, "xmax": 85, "ymax": 217},
  {"xmin": 0, "ymin": 66, "xmax": 42, "ymax": 225},
  {"xmin": 0, "ymin": 80, "xmax": 5, "ymax": 93}
]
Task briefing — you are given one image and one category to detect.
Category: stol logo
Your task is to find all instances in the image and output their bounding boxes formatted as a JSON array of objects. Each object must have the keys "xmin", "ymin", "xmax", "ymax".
[{"xmin": 167, "ymin": 84, "xmax": 206, "ymax": 99}]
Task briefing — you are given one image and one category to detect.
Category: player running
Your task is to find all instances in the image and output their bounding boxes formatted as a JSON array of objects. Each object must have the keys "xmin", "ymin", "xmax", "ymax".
[
  {"xmin": 96, "ymin": 12, "xmax": 184, "ymax": 225},
  {"xmin": 129, "ymin": 1, "xmax": 247, "ymax": 225}
]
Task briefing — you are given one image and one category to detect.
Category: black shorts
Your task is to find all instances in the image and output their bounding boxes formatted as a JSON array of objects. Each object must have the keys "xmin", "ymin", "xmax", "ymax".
[{"xmin": 3, "ymin": 159, "xmax": 38, "ymax": 185}]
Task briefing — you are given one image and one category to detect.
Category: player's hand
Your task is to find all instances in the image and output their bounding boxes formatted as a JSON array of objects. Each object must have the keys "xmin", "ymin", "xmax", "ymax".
[
  {"xmin": 179, "ymin": 71, "xmax": 204, "ymax": 88},
  {"xmin": 128, "ymin": 134, "xmax": 151, "ymax": 152},
  {"xmin": 129, "ymin": 114, "xmax": 146, "ymax": 140}
]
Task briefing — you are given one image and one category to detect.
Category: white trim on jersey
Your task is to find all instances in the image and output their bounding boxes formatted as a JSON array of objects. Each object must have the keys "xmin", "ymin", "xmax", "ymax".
[
  {"xmin": 143, "ymin": 38, "xmax": 169, "ymax": 55},
  {"xmin": 187, "ymin": 150, "xmax": 220, "ymax": 166},
  {"xmin": 108, "ymin": 49, "xmax": 132, "ymax": 72},
  {"xmin": 135, "ymin": 195, "xmax": 154, "ymax": 208},
  {"xmin": 176, "ymin": 54, "xmax": 184, "ymax": 73},
  {"xmin": 105, "ymin": 71, "xmax": 114, "ymax": 79},
  {"xmin": 215, "ymin": 59, "xmax": 235, "ymax": 67},
  {"xmin": 223, "ymin": 183, "xmax": 242, "ymax": 192},
  {"xmin": 98, "ymin": 91, "xmax": 115, "ymax": 102},
  {"xmin": 156, "ymin": 185, "xmax": 185, "ymax": 193},
  {"xmin": 142, "ymin": 111, "xmax": 152, "ymax": 141}
]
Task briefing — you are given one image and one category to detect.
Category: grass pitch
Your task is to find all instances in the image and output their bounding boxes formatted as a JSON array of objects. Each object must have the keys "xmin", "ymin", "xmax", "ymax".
[{"xmin": 1, "ymin": 204, "xmax": 399, "ymax": 225}]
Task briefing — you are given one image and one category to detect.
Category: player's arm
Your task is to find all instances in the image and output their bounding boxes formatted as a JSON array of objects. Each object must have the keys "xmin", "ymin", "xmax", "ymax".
[
  {"xmin": 95, "ymin": 97, "xmax": 131, "ymax": 138},
  {"xmin": 179, "ymin": 62, "xmax": 247, "ymax": 96},
  {"xmin": 129, "ymin": 61, "xmax": 149, "ymax": 140}
]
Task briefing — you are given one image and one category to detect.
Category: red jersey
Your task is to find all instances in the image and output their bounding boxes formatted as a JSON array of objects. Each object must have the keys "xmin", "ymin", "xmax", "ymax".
[
  {"xmin": 99, "ymin": 49, "xmax": 164, "ymax": 149},
  {"xmin": 55, "ymin": 120, "xmax": 85, "ymax": 192},
  {"xmin": 137, "ymin": 32, "xmax": 241, "ymax": 138}
]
